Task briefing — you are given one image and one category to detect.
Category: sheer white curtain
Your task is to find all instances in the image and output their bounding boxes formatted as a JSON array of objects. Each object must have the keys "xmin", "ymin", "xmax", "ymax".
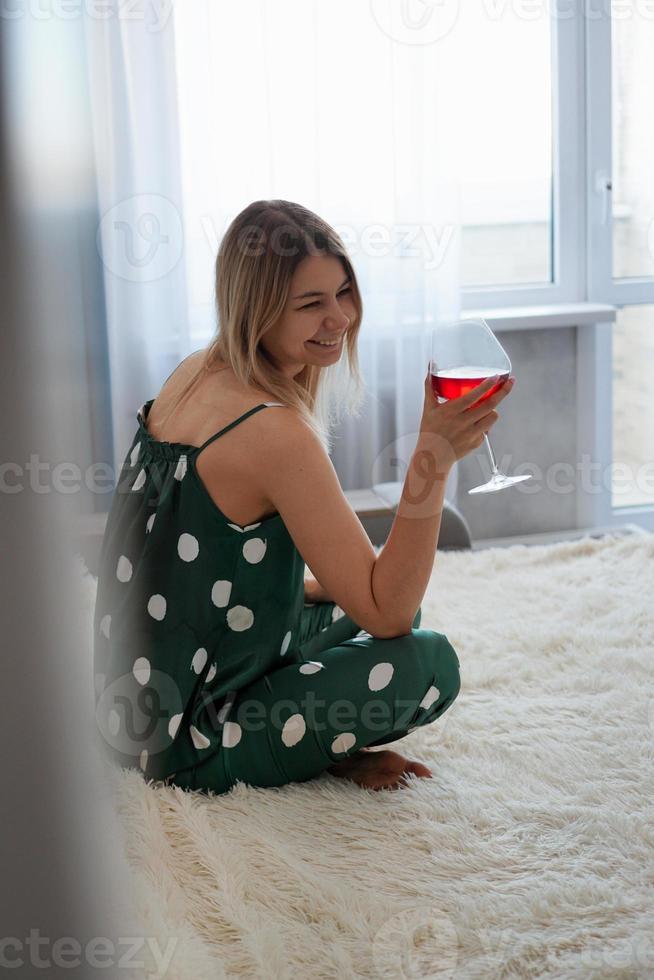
[
  {"xmin": 84, "ymin": 4, "xmax": 192, "ymax": 465},
  {"xmin": 86, "ymin": 0, "xmax": 463, "ymax": 499}
]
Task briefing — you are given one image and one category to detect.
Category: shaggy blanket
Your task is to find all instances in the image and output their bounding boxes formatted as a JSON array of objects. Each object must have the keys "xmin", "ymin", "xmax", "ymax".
[{"xmin": 76, "ymin": 532, "xmax": 654, "ymax": 979}]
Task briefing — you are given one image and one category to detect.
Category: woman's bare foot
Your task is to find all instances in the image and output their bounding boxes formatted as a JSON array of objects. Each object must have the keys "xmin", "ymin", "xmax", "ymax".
[{"xmin": 327, "ymin": 748, "xmax": 433, "ymax": 791}]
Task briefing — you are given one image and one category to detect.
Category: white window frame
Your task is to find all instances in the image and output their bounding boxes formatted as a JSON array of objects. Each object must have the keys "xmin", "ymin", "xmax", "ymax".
[
  {"xmin": 586, "ymin": 3, "xmax": 654, "ymax": 530},
  {"xmin": 461, "ymin": 6, "xmax": 654, "ymax": 532},
  {"xmin": 461, "ymin": 11, "xmax": 585, "ymax": 309},
  {"xmin": 586, "ymin": 5, "xmax": 654, "ymax": 306}
]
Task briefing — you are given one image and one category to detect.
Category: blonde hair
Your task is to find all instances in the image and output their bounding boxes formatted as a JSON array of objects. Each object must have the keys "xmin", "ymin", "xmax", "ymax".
[{"xmin": 159, "ymin": 199, "xmax": 366, "ymax": 452}]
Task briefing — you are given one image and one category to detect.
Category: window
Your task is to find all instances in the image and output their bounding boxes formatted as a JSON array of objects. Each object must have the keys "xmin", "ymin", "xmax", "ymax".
[
  {"xmin": 611, "ymin": 11, "xmax": 654, "ymax": 280},
  {"xmin": 587, "ymin": 5, "xmax": 654, "ymax": 524},
  {"xmin": 458, "ymin": 7, "xmax": 553, "ymax": 288},
  {"xmin": 612, "ymin": 305, "xmax": 654, "ymax": 507},
  {"xmin": 171, "ymin": 5, "xmax": 654, "ymax": 523}
]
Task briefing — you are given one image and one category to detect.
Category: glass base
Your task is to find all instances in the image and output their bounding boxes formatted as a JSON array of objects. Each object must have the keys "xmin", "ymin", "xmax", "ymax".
[{"xmin": 467, "ymin": 473, "xmax": 533, "ymax": 495}]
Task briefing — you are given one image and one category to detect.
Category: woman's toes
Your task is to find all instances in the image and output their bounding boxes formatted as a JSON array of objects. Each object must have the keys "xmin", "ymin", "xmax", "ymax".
[{"xmin": 405, "ymin": 759, "xmax": 433, "ymax": 779}]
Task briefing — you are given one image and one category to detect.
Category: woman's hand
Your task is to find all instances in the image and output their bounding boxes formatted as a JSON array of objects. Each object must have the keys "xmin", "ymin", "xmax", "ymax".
[
  {"xmin": 419, "ymin": 371, "xmax": 515, "ymax": 466},
  {"xmin": 303, "ymin": 573, "xmax": 332, "ymax": 604}
]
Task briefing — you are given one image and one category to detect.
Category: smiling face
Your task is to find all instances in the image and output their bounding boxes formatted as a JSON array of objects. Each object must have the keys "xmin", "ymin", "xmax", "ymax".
[{"xmin": 260, "ymin": 253, "xmax": 357, "ymax": 378}]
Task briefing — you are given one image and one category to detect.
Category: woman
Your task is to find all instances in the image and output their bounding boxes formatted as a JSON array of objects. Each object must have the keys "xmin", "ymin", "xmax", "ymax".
[{"xmin": 93, "ymin": 199, "xmax": 514, "ymax": 794}]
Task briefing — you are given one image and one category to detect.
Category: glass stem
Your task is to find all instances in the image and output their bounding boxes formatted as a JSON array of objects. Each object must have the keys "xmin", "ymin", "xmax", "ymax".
[{"xmin": 483, "ymin": 433, "xmax": 500, "ymax": 476}]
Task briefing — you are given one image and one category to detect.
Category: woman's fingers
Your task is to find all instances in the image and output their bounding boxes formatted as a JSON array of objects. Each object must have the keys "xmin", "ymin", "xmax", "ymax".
[
  {"xmin": 453, "ymin": 374, "xmax": 501, "ymax": 410},
  {"xmin": 464, "ymin": 376, "xmax": 514, "ymax": 422}
]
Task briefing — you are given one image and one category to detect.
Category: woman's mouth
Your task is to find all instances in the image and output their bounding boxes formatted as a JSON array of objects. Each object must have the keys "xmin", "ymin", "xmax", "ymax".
[{"xmin": 306, "ymin": 336, "xmax": 343, "ymax": 350}]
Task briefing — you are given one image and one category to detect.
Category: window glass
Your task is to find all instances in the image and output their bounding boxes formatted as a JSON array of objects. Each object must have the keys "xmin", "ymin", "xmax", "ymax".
[
  {"xmin": 459, "ymin": 5, "xmax": 552, "ymax": 287},
  {"xmin": 611, "ymin": 6, "xmax": 654, "ymax": 279},
  {"xmin": 612, "ymin": 304, "xmax": 654, "ymax": 507}
]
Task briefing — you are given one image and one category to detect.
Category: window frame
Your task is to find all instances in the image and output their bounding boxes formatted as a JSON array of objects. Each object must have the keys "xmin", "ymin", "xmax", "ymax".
[
  {"xmin": 586, "ymin": 4, "xmax": 654, "ymax": 305},
  {"xmin": 461, "ymin": 5, "xmax": 654, "ymax": 529},
  {"xmin": 461, "ymin": 10, "xmax": 585, "ymax": 309},
  {"xmin": 586, "ymin": 2, "xmax": 654, "ymax": 527}
]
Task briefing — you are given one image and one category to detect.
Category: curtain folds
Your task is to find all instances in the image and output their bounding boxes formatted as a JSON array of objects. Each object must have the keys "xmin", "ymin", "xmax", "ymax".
[{"xmin": 86, "ymin": 0, "xmax": 462, "ymax": 499}]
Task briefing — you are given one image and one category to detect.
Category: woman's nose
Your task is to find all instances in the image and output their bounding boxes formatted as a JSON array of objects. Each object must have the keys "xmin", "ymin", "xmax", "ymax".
[{"xmin": 326, "ymin": 303, "xmax": 350, "ymax": 330}]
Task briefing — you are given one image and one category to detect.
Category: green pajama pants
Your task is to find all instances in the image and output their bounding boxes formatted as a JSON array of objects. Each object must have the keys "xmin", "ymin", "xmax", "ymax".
[{"xmin": 176, "ymin": 603, "xmax": 461, "ymax": 795}]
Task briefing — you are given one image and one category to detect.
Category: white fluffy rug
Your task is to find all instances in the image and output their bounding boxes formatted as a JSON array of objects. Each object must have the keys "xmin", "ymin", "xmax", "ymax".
[{"xmin": 77, "ymin": 532, "xmax": 654, "ymax": 979}]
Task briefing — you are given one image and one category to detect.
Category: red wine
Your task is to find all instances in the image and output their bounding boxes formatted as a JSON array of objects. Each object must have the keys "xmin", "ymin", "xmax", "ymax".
[{"xmin": 431, "ymin": 365, "xmax": 509, "ymax": 405}]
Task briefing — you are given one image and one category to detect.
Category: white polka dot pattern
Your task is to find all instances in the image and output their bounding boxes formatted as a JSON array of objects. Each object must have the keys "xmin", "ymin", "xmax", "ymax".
[
  {"xmin": 419, "ymin": 685, "xmax": 440, "ymax": 711},
  {"xmin": 243, "ymin": 537, "xmax": 267, "ymax": 564},
  {"xmin": 116, "ymin": 555, "xmax": 132, "ymax": 582},
  {"xmin": 133, "ymin": 657, "xmax": 151, "ymax": 685},
  {"xmin": 147, "ymin": 594, "xmax": 166, "ymax": 621},
  {"xmin": 217, "ymin": 701, "xmax": 231, "ymax": 724},
  {"xmin": 332, "ymin": 732, "xmax": 356, "ymax": 754},
  {"xmin": 211, "ymin": 580, "xmax": 232, "ymax": 608},
  {"xmin": 177, "ymin": 532, "xmax": 199, "ymax": 562},
  {"xmin": 168, "ymin": 713, "xmax": 182, "ymax": 739},
  {"xmin": 368, "ymin": 662, "xmax": 394, "ymax": 692},
  {"xmin": 190, "ymin": 724, "xmax": 210, "ymax": 750},
  {"xmin": 174, "ymin": 455, "xmax": 187, "ymax": 481},
  {"xmin": 227, "ymin": 605, "xmax": 254, "ymax": 631},
  {"xmin": 222, "ymin": 721, "xmax": 242, "ymax": 748},
  {"xmin": 281, "ymin": 713, "xmax": 306, "ymax": 747},
  {"xmin": 99, "ymin": 415, "xmax": 448, "ymax": 784}
]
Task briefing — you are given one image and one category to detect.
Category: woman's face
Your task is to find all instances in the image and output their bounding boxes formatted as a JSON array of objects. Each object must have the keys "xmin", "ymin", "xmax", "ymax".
[{"xmin": 261, "ymin": 253, "xmax": 356, "ymax": 378}]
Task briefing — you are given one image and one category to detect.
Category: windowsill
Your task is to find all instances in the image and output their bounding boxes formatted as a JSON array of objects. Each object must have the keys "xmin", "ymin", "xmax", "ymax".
[{"xmin": 464, "ymin": 301, "xmax": 617, "ymax": 331}]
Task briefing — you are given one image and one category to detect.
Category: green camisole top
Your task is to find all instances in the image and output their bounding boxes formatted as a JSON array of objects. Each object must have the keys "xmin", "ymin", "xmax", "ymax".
[{"xmin": 92, "ymin": 397, "xmax": 306, "ymax": 784}]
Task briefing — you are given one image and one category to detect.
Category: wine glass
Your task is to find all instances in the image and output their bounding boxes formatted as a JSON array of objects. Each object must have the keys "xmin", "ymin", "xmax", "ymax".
[{"xmin": 429, "ymin": 318, "xmax": 532, "ymax": 494}]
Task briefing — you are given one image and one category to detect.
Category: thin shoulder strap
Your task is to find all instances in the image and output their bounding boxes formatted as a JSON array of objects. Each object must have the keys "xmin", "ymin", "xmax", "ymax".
[{"xmin": 194, "ymin": 402, "xmax": 286, "ymax": 455}]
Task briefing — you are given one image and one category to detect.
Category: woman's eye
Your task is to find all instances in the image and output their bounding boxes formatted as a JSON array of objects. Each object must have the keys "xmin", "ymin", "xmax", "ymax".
[{"xmin": 301, "ymin": 287, "xmax": 352, "ymax": 311}]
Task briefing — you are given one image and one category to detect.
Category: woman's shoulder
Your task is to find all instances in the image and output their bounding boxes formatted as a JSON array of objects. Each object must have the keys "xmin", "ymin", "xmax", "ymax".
[
  {"xmin": 170, "ymin": 349, "xmax": 275, "ymax": 403},
  {"xmin": 151, "ymin": 349, "xmax": 303, "ymax": 446}
]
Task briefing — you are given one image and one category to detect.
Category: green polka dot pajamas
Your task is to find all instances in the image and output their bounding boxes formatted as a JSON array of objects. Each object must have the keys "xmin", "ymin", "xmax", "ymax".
[{"xmin": 93, "ymin": 399, "xmax": 461, "ymax": 795}]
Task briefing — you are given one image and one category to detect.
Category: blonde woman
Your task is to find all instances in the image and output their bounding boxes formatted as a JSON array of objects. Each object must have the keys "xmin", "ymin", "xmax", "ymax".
[{"xmin": 93, "ymin": 200, "xmax": 514, "ymax": 794}]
